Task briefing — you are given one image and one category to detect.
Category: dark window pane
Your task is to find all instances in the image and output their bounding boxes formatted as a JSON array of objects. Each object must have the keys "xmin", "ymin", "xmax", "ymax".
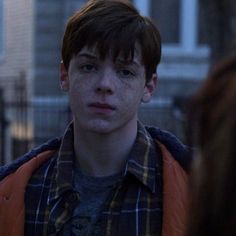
[
  {"xmin": 150, "ymin": 0, "xmax": 180, "ymax": 43},
  {"xmin": 198, "ymin": 1, "xmax": 208, "ymax": 44}
]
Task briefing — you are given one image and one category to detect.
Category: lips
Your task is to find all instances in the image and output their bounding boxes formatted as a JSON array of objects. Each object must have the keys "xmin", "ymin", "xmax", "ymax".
[{"xmin": 88, "ymin": 102, "xmax": 116, "ymax": 110}]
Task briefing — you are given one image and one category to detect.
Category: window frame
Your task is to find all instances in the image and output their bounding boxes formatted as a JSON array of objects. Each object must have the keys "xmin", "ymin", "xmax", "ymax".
[{"xmin": 133, "ymin": 0, "xmax": 209, "ymax": 57}]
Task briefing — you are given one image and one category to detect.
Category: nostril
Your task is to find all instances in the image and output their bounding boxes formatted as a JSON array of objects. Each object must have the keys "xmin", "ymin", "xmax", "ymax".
[{"xmin": 96, "ymin": 87, "xmax": 113, "ymax": 94}]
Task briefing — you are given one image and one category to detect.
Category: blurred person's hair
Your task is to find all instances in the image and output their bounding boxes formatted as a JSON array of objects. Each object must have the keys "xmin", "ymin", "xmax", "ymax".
[
  {"xmin": 186, "ymin": 55, "xmax": 236, "ymax": 235},
  {"xmin": 61, "ymin": 0, "xmax": 161, "ymax": 82}
]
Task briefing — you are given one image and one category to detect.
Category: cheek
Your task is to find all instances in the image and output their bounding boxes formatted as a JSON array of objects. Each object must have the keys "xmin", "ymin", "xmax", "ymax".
[
  {"xmin": 69, "ymin": 78, "xmax": 90, "ymax": 97},
  {"xmin": 68, "ymin": 83, "xmax": 85, "ymax": 109},
  {"xmin": 120, "ymin": 84, "xmax": 144, "ymax": 107}
]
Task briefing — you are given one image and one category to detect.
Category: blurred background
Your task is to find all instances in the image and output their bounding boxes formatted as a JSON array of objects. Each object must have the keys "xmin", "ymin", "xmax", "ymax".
[{"xmin": 0, "ymin": 0, "xmax": 235, "ymax": 164}]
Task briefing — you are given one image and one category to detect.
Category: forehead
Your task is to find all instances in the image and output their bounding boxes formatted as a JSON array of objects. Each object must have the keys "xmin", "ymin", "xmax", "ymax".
[{"xmin": 77, "ymin": 44, "xmax": 143, "ymax": 64}]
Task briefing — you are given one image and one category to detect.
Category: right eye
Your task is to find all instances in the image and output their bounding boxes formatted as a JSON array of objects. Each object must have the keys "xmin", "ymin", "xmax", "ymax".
[{"xmin": 79, "ymin": 64, "xmax": 97, "ymax": 73}]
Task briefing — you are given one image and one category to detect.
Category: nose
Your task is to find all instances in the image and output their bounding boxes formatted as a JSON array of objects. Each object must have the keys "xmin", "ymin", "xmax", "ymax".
[{"xmin": 95, "ymin": 68, "xmax": 115, "ymax": 95}]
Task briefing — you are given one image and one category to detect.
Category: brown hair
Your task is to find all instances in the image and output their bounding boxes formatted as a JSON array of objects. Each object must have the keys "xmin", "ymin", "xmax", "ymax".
[
  {"xmin": 61, "ymin": 0, "xmax": 161, "ymax": 82},
  {"xmin": 186, "ymin": 55, "xmax": 236, "ymax": 235}
]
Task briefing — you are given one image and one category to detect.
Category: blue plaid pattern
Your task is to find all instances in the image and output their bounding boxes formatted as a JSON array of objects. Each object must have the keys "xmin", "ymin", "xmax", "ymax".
[{"xmin": 24, "ymin": 122, "xmax": 164, "ymax": 235}]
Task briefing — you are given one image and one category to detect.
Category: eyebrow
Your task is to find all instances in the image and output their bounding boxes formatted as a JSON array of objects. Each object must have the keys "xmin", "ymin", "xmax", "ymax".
[
  {"xmin": 76, "ymin": 52, "xmax": 141, "ymax": 67},
  {"xmin": 116, "ymin": 58, "xmax": 141, "ymax": 67},
  {"xmin": 77, "ymin": 52, "xmax": 98, "ymax": 59}
]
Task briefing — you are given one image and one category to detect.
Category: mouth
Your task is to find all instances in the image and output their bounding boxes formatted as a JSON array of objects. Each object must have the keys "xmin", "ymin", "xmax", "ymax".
[{"xmin": 88, "ymin": 102, "xmax": 116, "ymax": 112}]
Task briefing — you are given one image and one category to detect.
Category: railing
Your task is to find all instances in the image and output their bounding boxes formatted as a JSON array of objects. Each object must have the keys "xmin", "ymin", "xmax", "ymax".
[
  {"xmin": 0, "ymin": 75, "xmax": 71, "ymax": 164},
  {"xmin": 0, "ymin": 97, "xmax": 71, "ymax": 164},
  {"xmin": 0, "ymin": 75, "xmax": 31, "ymax": 163},
  {"xmin": 32, "ymin": 97, "xmax": 71, "ymax": 146}
]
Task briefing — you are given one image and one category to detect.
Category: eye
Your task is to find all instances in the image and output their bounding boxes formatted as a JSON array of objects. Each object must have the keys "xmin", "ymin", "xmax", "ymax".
[
  {"xmin": 79, "ymin": 64, "xmax": 96, "ymax": 73},
  {"xmin": 118, "ymin": 69, "xmax": 135, "ymax": 78}
]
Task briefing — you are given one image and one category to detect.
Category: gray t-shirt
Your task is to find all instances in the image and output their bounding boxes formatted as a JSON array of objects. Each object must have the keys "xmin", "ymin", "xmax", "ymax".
[{"xmin": 62, "ymin": 167, "xmax": 122, "ymax": 236}]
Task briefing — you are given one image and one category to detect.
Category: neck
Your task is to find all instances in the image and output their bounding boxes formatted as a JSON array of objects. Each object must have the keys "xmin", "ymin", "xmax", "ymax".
[{"xmin": 73, "ymin": 121, "xmax": 138, "ymax": 177}]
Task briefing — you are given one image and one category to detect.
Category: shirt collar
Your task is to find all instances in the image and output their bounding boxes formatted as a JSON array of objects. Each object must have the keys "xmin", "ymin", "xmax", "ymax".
[
  {"xmin": 48, "ymin": 121, "xmax": 161, "ymax": 203},
  {"xmin": 123, "ymin": 121, "xmax": 161, "ymax": 193},
  {"xmin": 48, "ymin": 122, "xmax": 75, "ymax": 203}
]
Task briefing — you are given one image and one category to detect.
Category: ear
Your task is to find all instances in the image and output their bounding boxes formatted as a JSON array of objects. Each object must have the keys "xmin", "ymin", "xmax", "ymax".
[
  {"xmin": 141, "ymin": 73, "xmax": 158, "ymax": 103},
  {"xmin": 60, "ymin": 61, "xmax": 69, "ymax": 92}
]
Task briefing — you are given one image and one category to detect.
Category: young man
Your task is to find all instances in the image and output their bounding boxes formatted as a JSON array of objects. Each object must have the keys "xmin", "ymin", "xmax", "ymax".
[{"xmin": 0, "ymin": 0, "xmax": 190, "ymax": 235}]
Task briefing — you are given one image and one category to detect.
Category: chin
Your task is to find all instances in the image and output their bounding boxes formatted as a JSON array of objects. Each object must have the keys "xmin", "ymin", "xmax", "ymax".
[{"xmin": 83, "ymin": 120, "xmax": 116, "ymax": 134}]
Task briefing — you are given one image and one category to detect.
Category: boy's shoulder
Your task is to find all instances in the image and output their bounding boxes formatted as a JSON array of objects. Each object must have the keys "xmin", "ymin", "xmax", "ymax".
[
  {"xmin": 146, "ymin": 126, "xmax": 192, "ymax": 172},
  {"xmin": 0, "ymin": 138, "xmax": 61, "ymax": 181}
]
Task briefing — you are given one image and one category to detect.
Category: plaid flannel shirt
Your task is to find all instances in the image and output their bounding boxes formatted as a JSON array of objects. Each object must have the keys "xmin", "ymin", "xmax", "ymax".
[{"xmin": 24, "ymin": 122, "xmax": 163, "ymax": 236}]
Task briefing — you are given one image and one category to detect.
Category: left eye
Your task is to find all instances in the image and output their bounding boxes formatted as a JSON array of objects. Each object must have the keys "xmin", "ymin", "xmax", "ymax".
[
  {"xmin": 80, "ymin": 64, "xmax": 96, "ymax": 72},
  {"xmin": 119, "ymin": 69, "xmax": 134, "ymax": 77}
]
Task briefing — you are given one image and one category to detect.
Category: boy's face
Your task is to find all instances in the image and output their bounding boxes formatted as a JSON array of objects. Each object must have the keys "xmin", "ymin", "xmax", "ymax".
[{"xmin": 60, "ymin": 45, "xmax": 157, "ymax": 134}]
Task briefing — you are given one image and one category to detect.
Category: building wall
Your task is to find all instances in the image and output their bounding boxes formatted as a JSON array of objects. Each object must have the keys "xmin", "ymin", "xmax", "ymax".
[
  {"xmin": 33, "ymin": 0, "xmax": 85, "ymax": 144},
  {"xmin": 33, "ymin": 0, "xmax": 85, "ymax": 97},
  {"xmin": 0, "ymin": 0, "xmax": 34, "ymax": 97},
  {"xmin": 0, "ymin": 0, "xmax": 34, "ymax": 163},
  {"xmin": 34, "ymin": 0, "xmax": 64, "ymax": 96}
]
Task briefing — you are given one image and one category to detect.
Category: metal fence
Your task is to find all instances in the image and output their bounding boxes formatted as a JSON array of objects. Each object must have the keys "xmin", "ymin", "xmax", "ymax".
[
  {"xmin": 0, "ymin": 76, "xmax": 71, "ymax": 164},
  {"xmin": 32, "ymin": 97, "xmax": 71, "ymax": 146},
  {"xmin": 0, "ymin": 76, "xmax": 30, "ymax": 163}
]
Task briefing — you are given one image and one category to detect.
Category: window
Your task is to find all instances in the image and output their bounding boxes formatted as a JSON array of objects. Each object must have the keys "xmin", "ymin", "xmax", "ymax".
[
  {"xmin": 134, "ymin": 0, "xmax": 209, "ymax": 55},
  {"xmin": 151, "ymin": 0, "xmax": 180, "ymax": 44},
  {"xmin": 198, "ymin": 2, "xmax": 209, "ymax": 45}
]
